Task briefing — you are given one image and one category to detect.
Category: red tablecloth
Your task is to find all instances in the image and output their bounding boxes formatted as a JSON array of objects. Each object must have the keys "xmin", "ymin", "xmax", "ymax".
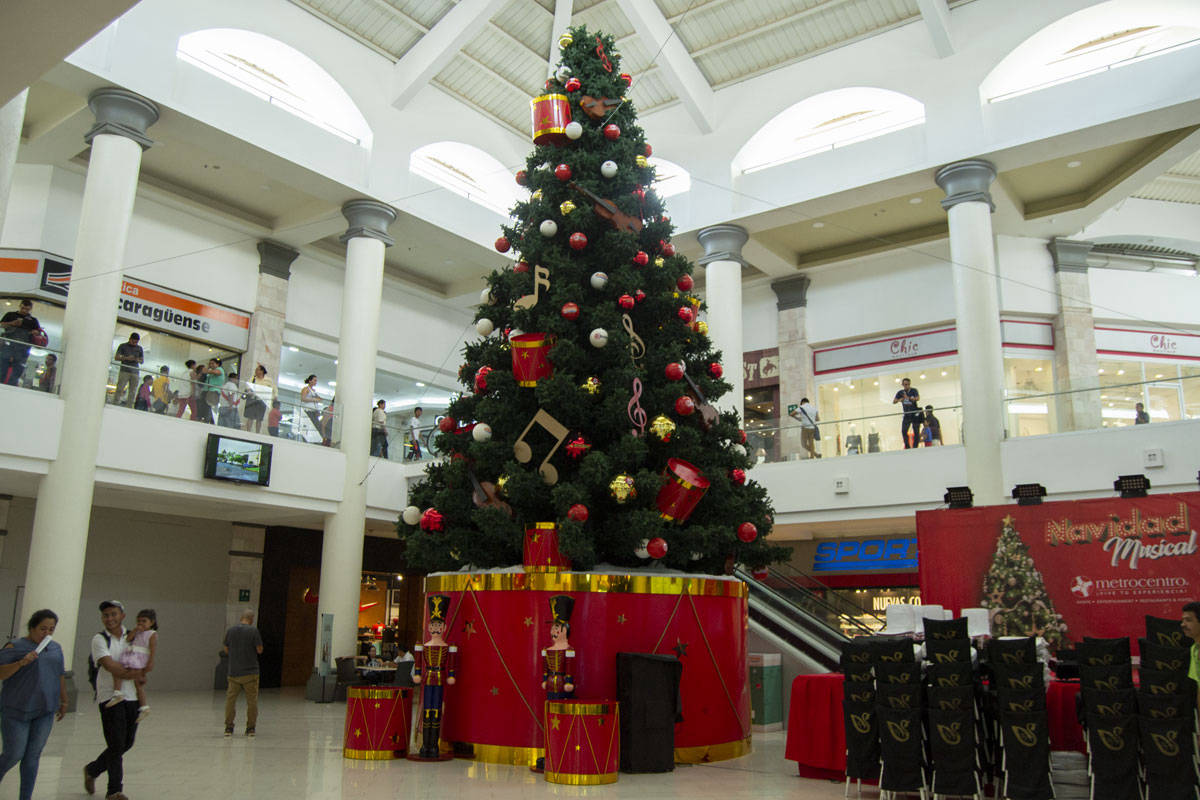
[{"xmin": 784, "ymin": 674, "xmax": 1085, "ymax": 779}]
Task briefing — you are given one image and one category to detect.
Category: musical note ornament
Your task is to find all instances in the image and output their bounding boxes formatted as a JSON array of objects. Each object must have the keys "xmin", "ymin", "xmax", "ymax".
[
  {"xmin": 514, "ymin": 264, "xmax": 551, "ymax": 310},
  {"xmin": 513, "ymin": 409, "xmax": 570, "ymax": 485},
  {"xmin": 627, "ymin": 378, "xmax": 647, "ymax": 436},
  {"xmin": 621, "ymin": 314, "xmax": 645, "ymax": 365}
]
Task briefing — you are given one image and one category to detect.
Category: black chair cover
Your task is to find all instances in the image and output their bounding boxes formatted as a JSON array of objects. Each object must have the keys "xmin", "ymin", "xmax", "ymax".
[
  {"xmin": 874, "ymin": 660, "xmax": 922, "ymax": 686},
  {"xmin": 1078, "ymin": 663, "xmax": 1133, "ymax": 691},
  {"xmin": 924, "ymin": 616, "xmax": 969, "ymax": 641},
  {"xmin": 925, "ymin": 637, "xmax": 973, "ymax": 664},
  {"xmin": 928, "ymin": 706, "xmax": 978, "ymax": 797},
  {"xmin": 843, "ymin": 662, "xmax": 875, "ymax": 685},
  {"xmin": 1080, "ymin": 688, "xmax": 1137, "ymax": 718},
  {"xmin": 1139, "ymin": 668, "xmax": 1190, "ymax": 697},
  {"xmin": 870, "ymin": 636, "xmax": 916, "ymax": 664},
  {"xmin": 842, "ymin": 637, "xmax": 874, "ymax": 665},
  {"xmin": 843, "ymin": 699, "xmax": 881, "ymax": 781},
  {"xmin": 1000, "ymin": 710, "xmax": 1053, "ymax": 800},
  {"xmin": 1078, "ymin": 636, "xmax": 1132, "ymax": 665},
  {"xmin": 844, "ymin": 683, "xmax": 877, "ymax": 705},
  {"xmin": 1145, "ymin": 615, "xmax": 1187, "ymax": 649},
  {"xmin": 927, "ymin": 684, "xmax": 975, "ymax": 713},
  {"xmin": 987, "ymin": 636, "xmax": 1037, "ymax": 666},
  {"xmin": 1138, "ymin": 639, "xmax": 1190, "ymax": 674},
  {"xmin": 876, "ymin": 706, "xmax": 925, "ymax": 793},
  {"xmin": 926, "ymin": 661, "xmax": 973, "ymax": 688},
  {"xmin": 996, "ymin": 686, "xmax": 1046, "ymax": 714},
  {"xmin": 876, "ymin": 683, "xmax": 921, "ymax": 711},
  {"xmin": 1084, "ymin": 712, "xmax": 1141, "ymax": 800},
  {"xmin": 1139, "ymin": 714, "xmax": 1200, "ymax": 800},
  {"xmin": 991, "ymin": 662, "xmax": 1045, "ymax": 691},
  {"xmin": 1137, "ymin": 691, "xmax": 1192, "ymax": 723}
]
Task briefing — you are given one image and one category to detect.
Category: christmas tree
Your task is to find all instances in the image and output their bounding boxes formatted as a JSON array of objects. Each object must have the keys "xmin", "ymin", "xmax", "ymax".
[
  {"xmin": 399, "ymin": 26, "xmax": 787, "ymax": 576},
  {"xmin": 979, "ymin": 516, "xmax": 1068, "ymax": 648}
]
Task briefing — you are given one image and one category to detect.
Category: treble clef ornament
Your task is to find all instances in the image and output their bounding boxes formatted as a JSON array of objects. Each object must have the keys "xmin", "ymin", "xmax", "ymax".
[
  {"xmin": 627, "ymin": 378, "xmax": 647, "ymax": 436},
  {"xmin": 621, "ymin": 313, "xmax": 645, "ymax": 365},
  {"xmin": 594, "ymin": 35, "xmax": 613, "ymax": 73}
]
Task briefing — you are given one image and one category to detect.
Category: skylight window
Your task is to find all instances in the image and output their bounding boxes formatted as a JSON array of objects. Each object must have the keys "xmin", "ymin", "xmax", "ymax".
[
  {"xmin": 984, "ymin": 3, "xmax": 1200, "ymax": 103},
  {"xmin": 410, "ymin": 142, "xmax": 523, "ymax": 216},
  {"xmin": 647, "ymin": 157, "xmax": 691, "ymax": 198},
  {"xmin": 735, "ymin": 88, "xmax": 925, "ymax": 175},
  {"xmin": 177, "ymin": 29, "xmax": 371, "ymax": 147}
]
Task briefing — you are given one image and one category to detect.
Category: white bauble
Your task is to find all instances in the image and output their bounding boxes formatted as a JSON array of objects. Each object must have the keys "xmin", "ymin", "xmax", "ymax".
[
  {"xmin": 589, "ymin": 271, "xmax": 609, "ymax": 290},
  {"xmin": 475, "ymin": 318, "xmax": 494, "ymax": 336},
  {"xmin": 589, "ymin": 328, "xmax": 609, "ymax": 348},
  {"xmin": 402, "ymin": 506, "xmax": 422, "ymax": 526},
  {"xmin": 509, "ymin": 328, "xmax": 524, "ymax": 339},
  {"xmin": 555, "ymin": 64, "xmax": 572, "ymax": 82},
  {"xmin": 635, "ymin": 540, "xmax": 650, "ymax": 559},
  {"xmin": 539, "ymin": 219, "xmax": 558, "ymax": 237},
  {"xmin": 564, "ymin": 121, "xmax": 583, "ymax": 140},
  {"xmin": 600, "ymin": 160, "xmax": 618, "ymax": 178},
  {"xmin": 731, "ymin": 444, "xmax": 747, "ymax": 458},
  {"xmin": 480, "ymin": 287, "xmax": 495, "ymax": 306},
  {"xmin": 472, "ymin": 423, "xmax": 493, "ymax": 442}
]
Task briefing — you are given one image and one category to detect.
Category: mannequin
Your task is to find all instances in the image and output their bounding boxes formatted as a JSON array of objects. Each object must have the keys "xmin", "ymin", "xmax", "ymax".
[
  {"xmin": 845, "ymin": 423, "xmax": 863, "ymax": 455},
  {"xmin": 868, "ymin": 422, "xmax": 881, "ymax": 453}
]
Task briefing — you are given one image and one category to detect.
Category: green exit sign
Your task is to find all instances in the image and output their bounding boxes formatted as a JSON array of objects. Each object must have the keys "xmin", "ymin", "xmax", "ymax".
[
  {"xmin": 238, "ymin": 589, "xmax": 251, "ymax": 602},
  {"xmin": 787, "ymin": 403, "xmax": 797, "ymax": 415}
]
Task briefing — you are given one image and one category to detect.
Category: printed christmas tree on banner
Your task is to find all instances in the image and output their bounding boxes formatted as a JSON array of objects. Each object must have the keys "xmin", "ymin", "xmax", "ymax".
[
  {"xmin": 979, "ymin": 515, "xmax": 1068, "ymax": 648},
  {"xmin": 399, "ymin": 26, "xmax": 787, "ymax": 575}
]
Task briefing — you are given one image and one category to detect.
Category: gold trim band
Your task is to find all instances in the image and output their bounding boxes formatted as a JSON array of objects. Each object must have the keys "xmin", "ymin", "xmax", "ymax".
[
  {"xmin": 342, "ymin": 747, "xmax": 403, "ymax": 760},
  {"xmin": 528, "ymin": 522, "xmax": 556, "ymax": 530},
  {"xmin": 468, "ymin": 743, "xmax": 542, "ymax": 766},
  {"xmin": 425, "ymin": 572, "xmax": 746, "ymax": 597},
  {"xmin": 547, "ymin": 702, "xmax": 615, "ymax": 716},
  {"xmin": 674, "ymin": 737, "xmax": 752, "ymax": 763},
  {"xmin": 511, "ymin": 338, "xmax": 549, "ymax": 348},
  {"xmin": 346, "ymin": 687, "xmax": 407, "ymax": 700},
  {"xmin": 545, "ymin": 770, "xmax": 618, "ymax": 785},
  {"xmin": 523, "ymin": 565, "xmax": 566, "ymax": 573}
]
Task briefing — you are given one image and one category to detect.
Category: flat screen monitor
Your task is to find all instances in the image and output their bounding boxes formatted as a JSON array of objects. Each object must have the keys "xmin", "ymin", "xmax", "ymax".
[{"xmin": 203, "ymin": 433, "xmax": 272, "ymax": 486}]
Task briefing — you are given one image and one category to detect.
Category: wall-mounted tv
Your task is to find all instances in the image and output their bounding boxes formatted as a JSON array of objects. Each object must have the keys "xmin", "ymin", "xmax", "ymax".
[{"xmin": 204, "ymin": 433, "xmax": 272, "ymax": 486}]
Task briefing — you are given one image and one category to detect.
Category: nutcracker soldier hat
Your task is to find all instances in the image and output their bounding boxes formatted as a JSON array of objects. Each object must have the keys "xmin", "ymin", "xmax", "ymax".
[
  {"xmin": 427, "ymin": 594, "xmax": 451, "ymax": 623},
  {"xmin": 548, "ymin": 595, "xmax": 575, "ymax": 626}
]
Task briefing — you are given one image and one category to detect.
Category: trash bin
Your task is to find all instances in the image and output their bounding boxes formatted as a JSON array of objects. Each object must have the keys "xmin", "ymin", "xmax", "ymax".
[
  {"xmin": 749, "ymin": 652, "xmax": 782, "ymax": 731},
  {"xmin": 616, "ymin": 652, "xmax": 682, "ymax": 773}
]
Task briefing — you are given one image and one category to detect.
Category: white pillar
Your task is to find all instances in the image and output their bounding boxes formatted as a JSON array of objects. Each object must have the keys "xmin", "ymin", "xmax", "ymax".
[
  {"xmin": 935, "ymin": 159, "xmax": 1006, "ymax": 506},
  {"xmin": 0, "ymin": 89, "xmax": 29, "ymax": 238},
  {"xmin": 697, "ymin": 224, "xmax": 748, "ymax": 418},
  {"xmin": 22, "ymin": 89, "xmax": 158, "ymax": 664},
  {"xmin": 315, "ymin": 199, "xmax": 396, "ymax": 667}
]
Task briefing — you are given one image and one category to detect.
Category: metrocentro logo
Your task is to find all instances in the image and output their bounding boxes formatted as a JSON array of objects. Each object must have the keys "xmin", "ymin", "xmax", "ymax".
[{"xmin": 1067, "ymin": 574, "xmax": 1189, "ymax": 599}]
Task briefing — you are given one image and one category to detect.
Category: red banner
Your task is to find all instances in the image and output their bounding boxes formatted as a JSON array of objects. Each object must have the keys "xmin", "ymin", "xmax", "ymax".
[{"xmin": 917, "ymin": 492, "xmax": 1200, "ymax": 650}]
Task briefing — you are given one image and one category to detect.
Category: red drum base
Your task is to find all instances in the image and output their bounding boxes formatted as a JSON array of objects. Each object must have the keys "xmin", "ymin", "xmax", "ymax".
[
  {"xmin": 544, "ymin": 700, "xmax": 620, "ymax": 785},
  {"xmin": 343, "ymin": 686, "xmax": 411, "ymax": 760}
]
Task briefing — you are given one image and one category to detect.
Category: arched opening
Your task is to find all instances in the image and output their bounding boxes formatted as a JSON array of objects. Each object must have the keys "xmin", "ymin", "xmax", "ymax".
[{"xmin": 409, "ymin": 142, "xmax": 523, "ymax": 216}]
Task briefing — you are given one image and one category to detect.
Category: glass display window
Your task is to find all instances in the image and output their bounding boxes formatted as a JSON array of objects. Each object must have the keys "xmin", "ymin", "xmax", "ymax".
[
  {"xmin": 109, "ymin": 320, "xmax": 242, "ymax": 400},
  {"xmin": 744, "ymin": 386, "xmax": 778, "ymax": 462},
  {"xmin": 1003, "ymin": 355, "xmax": 1056, "ymax": 437},
  {"xmin": 1097, "ymin": 359, "xmax": 1190, "ymax": 426}
]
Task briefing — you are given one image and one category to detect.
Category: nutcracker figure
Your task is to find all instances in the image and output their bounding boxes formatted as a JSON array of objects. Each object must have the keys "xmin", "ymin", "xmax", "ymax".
[
  {"xmin": 535, "ymin": 594, "xmax": 576, "ymax": 771},
  {"xmin": 411, "ymin": 594, "xmax": 457, "ymax": 761}
]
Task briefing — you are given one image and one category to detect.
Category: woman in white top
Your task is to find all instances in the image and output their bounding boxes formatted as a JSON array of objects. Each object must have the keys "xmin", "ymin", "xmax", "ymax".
[
  {"xmin": 298, "ymin": 374, "xmax": 323, "ymax": 443},
  {"xmin": 242, "ymin": 364, "xmax": 276, "ymax": 434}
]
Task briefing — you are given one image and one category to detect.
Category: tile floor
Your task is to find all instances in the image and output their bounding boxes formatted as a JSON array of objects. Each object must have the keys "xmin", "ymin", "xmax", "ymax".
[{"xmin": 3, "ymin": 688, "xmax": 848, "ymax": 799}]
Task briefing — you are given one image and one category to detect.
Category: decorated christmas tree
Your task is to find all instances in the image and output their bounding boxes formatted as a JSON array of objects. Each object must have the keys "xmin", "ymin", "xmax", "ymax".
[
  {"xmin": 399, "ymin": 26, "xmax": 787, "ymax": 576},
  {"xmin": 979, "ymin": 515, "xmax": 1068, "ymax": 648}
]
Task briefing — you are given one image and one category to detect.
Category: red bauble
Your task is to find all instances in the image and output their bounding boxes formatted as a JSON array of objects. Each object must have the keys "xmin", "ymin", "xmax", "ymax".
[
  {"xmin": 677, "ymin": 274, "xmax": 694, "ymax": 291},
  {"xmin": 620, "ymin": 73, "xmax": 633, "ymax": 87},
  {"xmin": 420, "ymin": 508, "xmax": 444, "ymax": 533},
  {"xmin": 729, "ymin": 468, "xmax": 746, "ymax": 486},
  {"xmin": 647, "ymin": 537, "xmax": 668, "ymax": 559},
  {"xmin": 603, "ymin": 123, "xmax": 621, "ymax": 140},
  {"xmin": 565, "ymin": 77, "xmax": 581, "ymax": 92},
  {"xmin": 554, "ymin": 163, "xmax": 572, "ymax": 181},
  {"xmin": 708, "ymin": 362, "xmax": 723, "ymax": 378},
  {"xmin": 438, "ymin": 416, "xmax": 457, "ymax": 433},
  {"xmin": 677, "ymin": 306, "xmax": 695, "ymax": 323},
  {"xmin": 632, "ymin": 251, "xmax": 649, "ymax": 266},
  {"xmin": 569, "ymin": 232, "xmax": 588, "ymax": 250},
  {"xmin": 515, "ymin": 170, "xmax": 528, "ymax": 186},
  {"xmin": 565, "ymin": 435, "xmax": 591, "ymax": 459},
  {"xmin": 618, "ymin": 294, "xmax": 635, "ymax": 310},
  {"xmin": 738, "ymin": 429, "xmax": 747, "ymax": 445},
  {"xmin": 737, "ymin": 522, "xmax": 758, "ymax": 543},
  {"xmin": 632, "ymin": 187, "xmax": 645, "ymax": 199},
  {"xmin": 560, "ymin": 302, "xmax": 580, "ymax": 320},
  {"xmin": 494, "ymin": 236, "xmax": 511, "ymax": 253},
  {"xmin": 644, "ymin": 143, "xmax": 653, "ymax": 157},
  {"xmin": 474, "ymin": 366, "xmax": 493, "ymax": 393},
  {"xmin": 515, "ymin": 260, "xmax": 531, "ymax": 273},
  {"xmin": 752, "ymin": 567, "xmax": 769, "ymax": 581},
  {"xmin": 664, "ymin": 362, "xmax": 685, "ymax": 381},
  {"xmin": 675, "ymin": 395, "xmax": 696, "ymax": 415},
  {"xmin": 661, "ymin": 241, "xmax": 676, "ymax": 257},
  {"xmin": 634, "ymin": 289, "xmax": 646, "ymax": 303},
  {"xmin": 567, "ymin": 503, "xmax": 589, "ymax": 522}
]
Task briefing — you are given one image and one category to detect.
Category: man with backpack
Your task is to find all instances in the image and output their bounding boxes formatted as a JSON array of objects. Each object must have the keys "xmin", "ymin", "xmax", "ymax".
[{"xmin": 83, "ymin": 601, "xmax": 144, "ymax": 800}]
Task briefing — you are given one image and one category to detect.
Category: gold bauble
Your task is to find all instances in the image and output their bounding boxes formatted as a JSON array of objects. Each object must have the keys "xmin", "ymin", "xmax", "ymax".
[
  {"xmin": 609, "ymin": 474, "xmax": 637, "ymax": 503},
  {"xmin": 649, "ymin": 414, "xmax": 676, "ymax": 441},
  {"xmin": 581, "ymin": 376, "xmax": 601, "ymax": 395},
  {"xmin": 496, "ymin": 474, "xmax": 510, "ymax": 495},
  {"xmin": 654, "ymin": 257, "xmax": 665, "ymax": 268},
  {"xmin": 696, "ymin": 321, "xmax": 709, "ymax": 335},
  {"xmin": 559, "ymin": 32, "xmax": 574, "ymax": 49},
  {"xmin": 636, "ymin": 155, "xmax": 648, "ymax": 168},
  {"xmin": 532, "ymin": 189, "xmax": 543, "ymax": 201},
  {"xmin": 559, "ymin": 200, "xmax": 576, "ymax": 215}
]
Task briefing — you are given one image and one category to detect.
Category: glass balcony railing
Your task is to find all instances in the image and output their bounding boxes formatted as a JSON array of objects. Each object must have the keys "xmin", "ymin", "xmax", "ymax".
[{"xmin": 0, "ymin": 343, "xmax": 61, "ymax": 393}]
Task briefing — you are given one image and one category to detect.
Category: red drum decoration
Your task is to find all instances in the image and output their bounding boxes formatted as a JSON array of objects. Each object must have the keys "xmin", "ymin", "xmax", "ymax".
[
  {"xmin": 343, "ymin": 686, "xmax": 412, "ymax": 759},
  {"xmin": 646, "ymin": 537, "xmax": 668, "ymax": 559},
  {"xmin": 531, "ymin": 94, "xmax": 571, "ymax": 145},
  {"xmin": 656, "ymin": 457, "xmax": 710, "ymax": 524},
  {"xmin": 677, "ymin": 274, "xmax": 694, "ymax": 291},
  {"xmin": 544, "ymin": 700, "xmax": 620, "ymax": 785},
  {"xmin": 737, "ymin": 522, "xmax": 758, "ymax": 543},
  {"xmin": 495, "ymin": 237, "xmax": 511, "ymax": 253},
  {"xmin": 569, "ymin": 232, "xmax": 588, "ymax": 250},
  {"xmin": 511, "ymin": 333, "xmax": 555, "ymax": 387},
  {"xmin": 524, "ymin": 522, "xmax": 571, "ymax": 573},
  {"xmin": 752, "ymin": 567, "xmax": 769, "ymax": 581}
]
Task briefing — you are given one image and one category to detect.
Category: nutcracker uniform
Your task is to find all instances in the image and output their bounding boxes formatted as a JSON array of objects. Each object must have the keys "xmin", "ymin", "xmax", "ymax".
[{"xmin": 413, "ymin": 594, "xmax": 457, "ymax": 760}]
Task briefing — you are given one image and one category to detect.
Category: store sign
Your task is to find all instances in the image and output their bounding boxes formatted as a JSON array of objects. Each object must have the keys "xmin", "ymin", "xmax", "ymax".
[
  {"xmin": 873, "ymin": 595, "xmax": 922, "ymax": 611},
  {"xmin": 0, "ymin": 248, "xmax": 251, "ymax": 351},
  {"xmin": 743, "ymin": 347, "xmax": 779, "ymax": 389},
  {"xmin": 814, "ymin": 327, "xmax": 957, "ymax": 375},
  {"xmin": 1095, "ymin": 326, "xmax": 1200, "ymax": 360},
  {"xmin": 812, "ymin": 536, "xmax": 919, "ymax": 573},
  {"xmin": 1001, "ymin": 319, "xmax": 1054, "ymax": 349}
]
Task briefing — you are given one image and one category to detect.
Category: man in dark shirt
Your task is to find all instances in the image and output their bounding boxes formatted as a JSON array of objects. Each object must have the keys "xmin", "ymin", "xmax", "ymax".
[
  {"xmin": 892, "ymin": 377, "xmax": 921, "ymax": 449},
  {"xmin": 921, "ymin": 405, "xmax": 943, "ymax": 445},
  {"xmin": 112, "ymin": 333, "xmax": 144, "ymax": 407},
  {"xmin": 0, "ymin": 299, "xmax": 40, "ymax": 386},
  {"xmin": 223, "ymin": 610, "xmax": 264, "ymax": 737}
]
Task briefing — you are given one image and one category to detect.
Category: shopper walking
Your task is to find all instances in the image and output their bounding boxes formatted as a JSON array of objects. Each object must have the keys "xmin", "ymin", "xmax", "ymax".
[
  {"xmin": 84, "ymin": 600, "xmax": 145, "ymax": 800},
  {"xmin": 892, "ymin": 377, "xmax": 921, "ymax": 449},
  {"xmin": 223, "ymin": 610, "xmax": 263, "ymax": 737},
  {"xmin": 196, "ymin": 358, "xmax": 224, "ymax": 424},
  {"xmin": 173, "ymin": 360, "xmax": 198, "ymax": 419},
  {"xmin": 406, "ymin": 407, "xmax": 424, "ymax": 460},
  {"xmin": 0, "ymin": 299, "xmax": 41, "ymax": 386},
  {"xmin": 242, "ymin": 364, "xmax": 274, "ymax": 434},
  {"xmin": 789, "ymin": 397, "xmax": 820, "ymax": 459},
  {"xmin": 218, "ymin": 371, "xmax": 241, "ymax": 428},
  {"xmin": 0, "ymin": 609, "xmax": 67, "ymax": 800},
  {"xmin": 371, "ymin": 400, "xmax": 389, "ymax": 457},
  {"xmin": 111, "ymin": 333, "xmax": 143, "ymax": 407}
]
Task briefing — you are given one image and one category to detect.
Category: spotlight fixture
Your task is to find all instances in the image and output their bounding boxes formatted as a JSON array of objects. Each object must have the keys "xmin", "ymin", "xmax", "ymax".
[
  {"xmin": 1012, "ymin": 483, "xmax": 1047, "ymax": 506},
  {"xmin": 944, "ymin": 486, "xmax": 973, "ymax": 509},
  {"xmin": 1114, "ymin": 474, "xmax": 1150, "ymax": 498}
]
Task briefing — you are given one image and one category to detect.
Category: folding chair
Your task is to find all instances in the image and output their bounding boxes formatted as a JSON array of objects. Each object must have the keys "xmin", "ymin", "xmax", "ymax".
[
  {"xmin": 873, "ymin": 635, "xmax": 918, "ymax": 664},
  {"xmin": 1079, "ymin": 688, "xmax": 1137, "ymax": 720},
  {"xmin": 990, "ymin": 662, "xmax": 1045, "ymax": 692},
  {"xmin": 1137, "ymin": 669, "xmax": 1189, "ymax": 698},
  {"xmin": 1083, "ymin": 712, "xmax": 1141, "ymax": 800},
  {"xmin": 1144, "ymin": 616, "xmax": 1186, "ymax": 650},
  {"xmin": 997, "ymin": 709, "xmax": 1053, "ymax": 800},
  {"xmin": 844, "ymin": 659, "xmax": 876, "ymax": 686},
  {"xmin": 844, "ymin": 637, "xmax": 875, "ymax": 665},
  {"xmin": 875, "ymin": 661, "xmax": 923, "ymax": 687},
  {"xmin": 1136, "ymin": 691, "xmax": 1191, "ymax": 723},
  {"xmin": 925, "ymin": 616, "xmax": 970, "ymax": 642},
  {"xmin": 1078, "ymin": 637, "xmax": 1131, "ymax": 667},
  {"xmin": 929, "ymin": 705, "xmax": 981, "ymax": 800},
  {"xmin": 877, "ymin": 683, "xmax": 923, "ymax": 711},
  {"xmin": 1078, "ymin": 664, "xmax": 1133, "ymax": 693},
  {"xmin": 1138, "ymin": 715, "xmax": 1199, "ymax": 800},
  {"xmin": 926, "ymin": 638, "xmax": 973, "ymax": 665},
  {"xmin": 927, "ymin": 662, "xmax": 974, "ymax": 689},
  {"xmin": 1137, "ymin": 640, "xmax": 1189, "ymax": 675},
  {"xmin": 877, "ymin": 705, "xmax": 929, "ymax": 800},
  {"xmin": 844, "ymin": 698, "xmax": 881, "ymax": 799},
  {"xmin": 986, "ymin": 637, "xmax": 1037, "ymax": 667},
  {"xmin": 996, "ymin": 686, "xmax": 1046, "ymax": 715}
]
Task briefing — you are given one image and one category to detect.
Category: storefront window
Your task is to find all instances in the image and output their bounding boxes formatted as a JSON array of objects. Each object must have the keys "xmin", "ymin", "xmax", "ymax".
[
  {"xmin": 744, "ymin": 386, "xmax": 778, "ymax": 462},
  {"xmin": 1003, "ymin": 355, "xmax": 1055, "ymax": 437},
  {"xmin": 1183, "ymin": 365, "xmax": 1200, "ymax": 419},
  {"xmin": 1097, "ymin": 360, "xmax": 1190, "ymax": 426},
  {"xmin": 108, "ymin": 321, "xmax": 242, "ymax": 401}
]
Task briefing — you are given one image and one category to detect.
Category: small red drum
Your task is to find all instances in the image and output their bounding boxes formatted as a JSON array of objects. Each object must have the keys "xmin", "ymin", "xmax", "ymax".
[
  {"xmin": 511, "ymin": 333, "xmax": 555, "ymax": 387},
  {"xmin": 544, "ymin": 700, "xmax": 620, "ymax": 785},
  {"xmin": 344, "ymin": 686, "xmax": 412, "ymax": 760},
  {"xmin": 531, "ymin": 94, "xmax": 571, "ymax": 145},
  {"xmin": 524, "ymin": 522, "xmax": 571, "ymax": 573},
  {"xmin": 655, "ymin": 458, "xmax": 710, "ymax": 524}
]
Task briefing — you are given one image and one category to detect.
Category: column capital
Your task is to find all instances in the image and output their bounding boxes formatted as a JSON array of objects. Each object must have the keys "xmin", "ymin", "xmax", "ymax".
[
  {"xmin": 257, "ymin": 240, "xmax": 300, "ymax": 279},
  {"xmin": 339, "ymin": 199, "xmax": 397, "ymax": 246},
  {"xmin": 1046, "ymin": 238, "xmax": 1093, "ymax": 273},
  {"xmin": 696, "ymin": 224, "xmax": 749, "ymax": 267},
  {"xmin": 935, "ymin": 159, "xmax": 997, "ymax": 212},
  {"xmin": 771, "ymin": 275, "xmax": 811, "ymax": 310},
  {"xmin": 84, "ymin": 88, "xmax": 159, "ymax": 150}
]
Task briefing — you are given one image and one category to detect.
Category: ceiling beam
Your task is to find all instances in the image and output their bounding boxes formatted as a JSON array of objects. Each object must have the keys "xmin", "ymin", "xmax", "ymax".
[
  {"xmin": 914, "ymin": 0, "xmax": 955, "ymax": 58},
  {"xmin": 548, "ymin": 0, "xmax": 573, "ymax": 78},
  {"xmin": 682, "ymin": 0, "xmax": 855, "ymax": 60},
  {"xmin": 390, "ymin": 0, "xmax": 510, "ymax": 111},
  {"xmin": 614, "ymin": 0, "xmax": 713, "ymax": 134}
]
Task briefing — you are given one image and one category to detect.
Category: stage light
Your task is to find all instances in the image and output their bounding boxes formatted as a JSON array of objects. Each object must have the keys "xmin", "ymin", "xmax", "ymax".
[
  {"xmin": 944, "ymin": 486, "xmax": 973, "ymax": 509},
  {"xmin": 1114, "ymin": 474, "xmax": 1150, "ymax": 498},
  {"xmin": 1012, "ymin": 483, "xmax": 1046, "ymax": 506}
]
